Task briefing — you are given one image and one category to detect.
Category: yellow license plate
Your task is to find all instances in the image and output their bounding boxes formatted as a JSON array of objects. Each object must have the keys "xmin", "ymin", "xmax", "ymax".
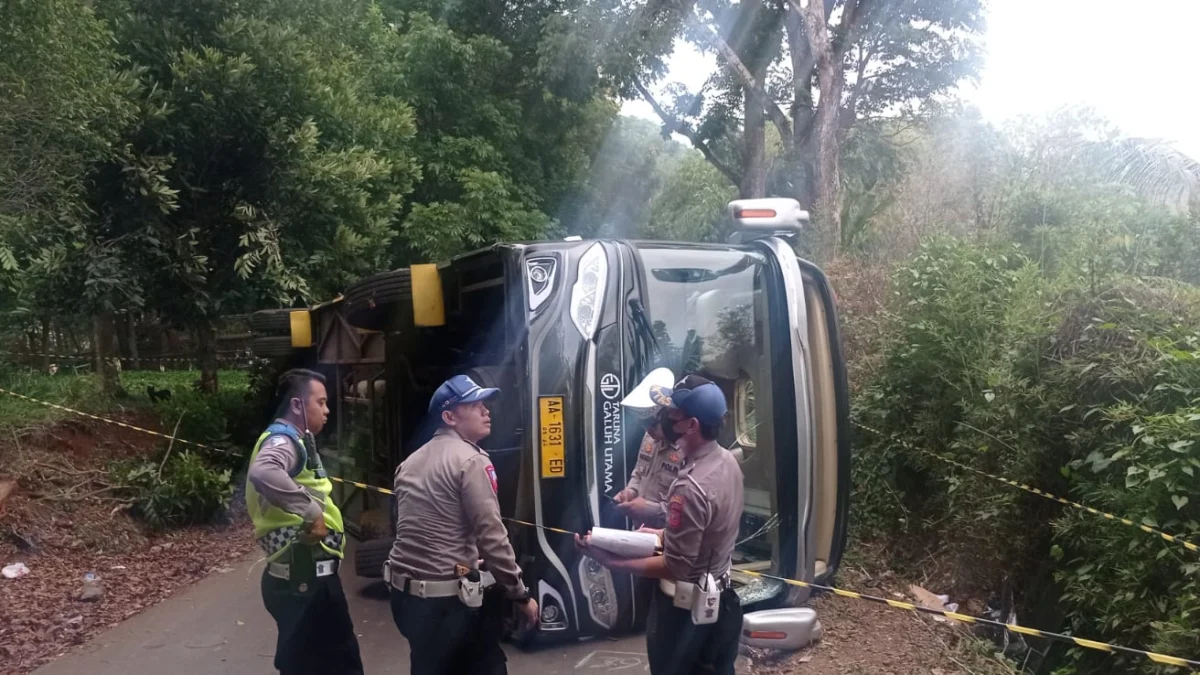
[{"xmin": 539, "ymin": 396, "xmax": 565, "ymax": 479}]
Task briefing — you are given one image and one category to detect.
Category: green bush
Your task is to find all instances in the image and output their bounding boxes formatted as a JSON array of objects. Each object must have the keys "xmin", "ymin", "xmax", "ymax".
[
  {"xmin": 112, "ymin": 451, "xmax": 234, "ymax": 530},
  {"xmin": 854, "ymin": 239, "xmax": 1200, "ymax": 674},
  {"xmin": 129, "ymin": 368, "xmax": 254, "ymax": 469}
]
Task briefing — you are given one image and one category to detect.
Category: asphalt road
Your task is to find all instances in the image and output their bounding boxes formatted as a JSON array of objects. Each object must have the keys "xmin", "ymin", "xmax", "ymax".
[{"xmin": 32, "ymin": 545, "xmax": 651, "ymax": 675}]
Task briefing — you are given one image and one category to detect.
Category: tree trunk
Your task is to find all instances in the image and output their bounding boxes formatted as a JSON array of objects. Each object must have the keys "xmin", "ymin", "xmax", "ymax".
[
  {"xmin": 93, "ymin": 312, "xmax": 120, "ymax": 395},
  {"xmin": 741, "ymin": 91, "xmax": 767, "ymax": 198},
  {"xmin": 786, "ymin": 5, "xmax": 817, "ymax": 210},
  {"xmin": 128, "ymin": 313, "xmax": 140, "ymax": 370},
  {"xmin": 115, "ymin": 313, "xmax": 129, "ymax": 359},
  {"xmin": 801, "ymin": 0, "xmax": 845, "ymax": 257},
  {"xmin": 68, "ymin": 326, "xmax": 82, "ymax": 356},
  {"xmin": 811, "ymin": 61, "xmax": 844, "ymax": 256},
  {"xmin": 41, "ymin": 317, "xmax": 51, "ymax": 370},
  {"xmin": 195, "ymin": 320, "xmax": 219, "ymax": 394}
]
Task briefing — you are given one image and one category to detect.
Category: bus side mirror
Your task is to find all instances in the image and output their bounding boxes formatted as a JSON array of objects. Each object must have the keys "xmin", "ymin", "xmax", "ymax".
[{"xmin": 727, "ymin": 198, "xmax": 808, "ymax": 242}]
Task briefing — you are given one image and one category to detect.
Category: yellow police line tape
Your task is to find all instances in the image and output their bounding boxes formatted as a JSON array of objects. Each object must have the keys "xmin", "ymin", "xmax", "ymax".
[
  {"xmin": 0, "ymin": 386, "xmax": 238, "ymax": 456},
  {"xmin": 5, "ymin": 382, "xmax": 1190, "ymax": 667},
  {"xmin": 323, "ymin": 474, "xmax": 1198, "ymax": 669},
  {"xmin": 326, "ymin": 476, "xmax": 578, "ymax": 536},
  {"xmin": 852, "ymin": 421, "xmax": 1200, "ymax": 555},
  {"xmin": 737, "ymin": 569, "xmax": 1199, "ymax": 669}
]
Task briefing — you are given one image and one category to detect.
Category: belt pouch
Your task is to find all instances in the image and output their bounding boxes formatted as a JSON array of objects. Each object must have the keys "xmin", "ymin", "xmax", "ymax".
[{"xmin": 459, "ymin": 568, "xmax": 484, "ymax": 608}]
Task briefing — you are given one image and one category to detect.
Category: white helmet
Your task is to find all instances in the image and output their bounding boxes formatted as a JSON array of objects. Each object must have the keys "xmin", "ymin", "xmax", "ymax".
[{"xmin": 620, "ymin": 367, "xmax": 676, "ymax": 413}]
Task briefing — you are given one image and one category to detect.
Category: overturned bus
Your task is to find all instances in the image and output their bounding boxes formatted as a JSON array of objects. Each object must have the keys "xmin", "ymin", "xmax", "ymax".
[{"xmin": 251, "ymin": 198, "xmax": 850, "ymax": 646}]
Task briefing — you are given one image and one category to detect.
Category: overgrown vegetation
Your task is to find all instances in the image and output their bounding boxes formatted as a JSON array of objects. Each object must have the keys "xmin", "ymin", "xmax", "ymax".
[
  {"xmin": 852, "ymin": 236, "xmax": 1200, "ymax": 673},
  {"xmin": 111, "ymin": 451, "xmax": 234, "ymax": 530},
  {"xmin": 0, "ymin": 367, "xmax": 252, "ymax": 529}
]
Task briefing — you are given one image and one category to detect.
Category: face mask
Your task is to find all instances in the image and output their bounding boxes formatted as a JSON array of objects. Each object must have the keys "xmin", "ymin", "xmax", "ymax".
[{"xmin": 661, "ymin": 416, "xmax": 684, "ymax": 445}]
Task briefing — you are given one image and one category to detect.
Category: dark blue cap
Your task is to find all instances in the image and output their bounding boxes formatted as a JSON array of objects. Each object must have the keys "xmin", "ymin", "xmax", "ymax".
[
  {"xmin": 429, "ymin": 375, "xmax": 500, "ymax": 413},
  {"xmin": 649, "ymin": 376, "xmax": 728, "ymax": 427}
]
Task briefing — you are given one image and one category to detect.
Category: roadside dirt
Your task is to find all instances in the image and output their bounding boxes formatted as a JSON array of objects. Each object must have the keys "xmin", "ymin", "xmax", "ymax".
[
  {"xmin": 742, "ymin": 564, "xmax": 1015, "ymax": 675},
  {"xmin": 0, "ymin": 417, "xmax": 254, "ymax": 675}
]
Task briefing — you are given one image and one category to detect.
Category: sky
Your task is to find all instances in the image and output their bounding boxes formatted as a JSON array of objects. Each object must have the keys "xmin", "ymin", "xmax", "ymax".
[{"xmin": 621, "ymin": 0, "xmax": 1200, "ymax": 160}]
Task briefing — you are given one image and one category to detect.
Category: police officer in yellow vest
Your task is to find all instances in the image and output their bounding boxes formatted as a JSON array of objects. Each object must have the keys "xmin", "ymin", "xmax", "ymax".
[{"xmin": 246, "ymin": 368, "xmax": 363, "ymax": 675}]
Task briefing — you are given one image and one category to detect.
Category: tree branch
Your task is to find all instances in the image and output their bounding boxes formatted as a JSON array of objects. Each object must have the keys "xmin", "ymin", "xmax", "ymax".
[
  {"xmin": 633, "ymin": 79, "xmax": 742, "ymax": 187},
  {"xmin": 842, "ymin": 40, "xmax": 878, "ymax": 128},
  {"xmin": 692, "ymin": 17, "xmax": 793, "ymax": 144}
]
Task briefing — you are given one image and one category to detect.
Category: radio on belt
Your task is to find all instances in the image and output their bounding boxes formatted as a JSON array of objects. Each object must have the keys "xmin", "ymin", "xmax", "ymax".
[
  {"xmin": 587, "ymin": 527, "xmax": 661, "ymax": 558},
  {"xmin": 672, "ymin": 573, "xmax": 721, "ymax": 625}
]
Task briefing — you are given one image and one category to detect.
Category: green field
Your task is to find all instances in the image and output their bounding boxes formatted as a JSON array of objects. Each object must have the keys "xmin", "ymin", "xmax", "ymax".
[{"xmin": 0, "ymin": 367, "xmax": 250, "ymax": 432}]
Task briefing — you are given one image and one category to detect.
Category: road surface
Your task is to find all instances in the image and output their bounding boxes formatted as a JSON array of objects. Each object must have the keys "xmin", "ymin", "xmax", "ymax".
[{"xmin": 33, "ymin": 543, "xmax": 650, "ymax": 675}]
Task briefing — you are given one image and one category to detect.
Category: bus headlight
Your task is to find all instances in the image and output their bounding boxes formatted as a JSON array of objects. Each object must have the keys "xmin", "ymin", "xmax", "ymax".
[{"xmin": 570, "ymin": 243, "xmax": 608, "ymax": 340}]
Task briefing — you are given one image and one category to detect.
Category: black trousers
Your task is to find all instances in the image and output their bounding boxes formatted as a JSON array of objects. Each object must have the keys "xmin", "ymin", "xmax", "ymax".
[
  {"xmin": 260, "ymin": 569, "xmax": 364, "ymax": 675},
  {"xmin": 646, "ymin": 586, "xmax": 742, "ymax": 675},
  {"xmin": 390, "ymin": 586, "xmax": 508, "ymax": 675}
]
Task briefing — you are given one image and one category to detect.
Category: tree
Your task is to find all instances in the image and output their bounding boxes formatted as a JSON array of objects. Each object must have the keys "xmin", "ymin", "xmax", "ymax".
[
  {"xmin": 1, "ymin": 0, "xmax": 149, "ymax": 393},
  {"xmin": 645, "ymin": 152, "xmax": 739, "ymax": 242},
  {"xmin": 93, "ymin": 0, "xmax": 419, "ymax": 392},
  {"xmin": 565, "ymin": 0, "xmax": 985, "ymax": 256},
  {"xmin": 378, "ymin": 2, "xmax": 618, "ymax": 262}
]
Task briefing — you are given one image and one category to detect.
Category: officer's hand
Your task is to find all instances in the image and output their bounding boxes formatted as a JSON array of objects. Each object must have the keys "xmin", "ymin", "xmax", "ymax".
[
  {"xmin": 518, "ymin": 597, "xmax": 539, "ymax": 627},
  {"xmin": 616, "ymin": 497, "xmax": 658, "ymax": 521},
  {"xmin": 576, "ymin": 533, "xmax": 617, "ymax": 566},
  {"xmin": 637, "ymin": 526, "xmax": 664, "ymax": 549},
  {"xmin": 304, "ymin": 517, "xmax": 328, "ymax": 543},
  {"xmin": 613, "ymin": 488, "xmax": 636, "ymax": 504}
]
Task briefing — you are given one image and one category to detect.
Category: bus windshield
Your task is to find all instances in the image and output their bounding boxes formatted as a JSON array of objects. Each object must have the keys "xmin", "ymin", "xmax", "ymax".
[{"xmin": 632, "ymin": 245, "xmax": 784, "ymax": 595}]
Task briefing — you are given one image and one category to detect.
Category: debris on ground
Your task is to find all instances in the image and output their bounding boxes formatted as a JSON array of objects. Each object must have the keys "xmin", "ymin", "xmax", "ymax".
[
  {"xmin": 77, "ymin": 572, "xmax": 104, "ymax": 602},
  {"xmin": 2, "ymin": 562, "xmax": 30, "ymax": 579},
  {"xmin": 909, "ymin": 584, "xmax": 959, "ymax": 624},
  {"xmin": 0, "ymin": 417, "xmax": 255, "ymax": 675},
  {"xmin": 740, "ymin": 567, "xmax": 1015, "ymax": 675}
]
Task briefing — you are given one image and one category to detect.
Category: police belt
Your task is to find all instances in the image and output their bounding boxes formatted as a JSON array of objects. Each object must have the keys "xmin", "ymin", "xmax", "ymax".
[
  {"xmin": 659, "ymin": 574, "xmax": 732, "ymax": 598},
  {"xmin": 383, "ymin": 563, "xmax": 496, "ymax": 599},
  {"xmin": 268, "ymin": 559, "xmax": 339, "ymax": 581}
]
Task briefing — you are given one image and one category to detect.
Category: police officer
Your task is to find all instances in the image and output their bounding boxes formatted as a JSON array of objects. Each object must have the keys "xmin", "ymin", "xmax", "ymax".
[
  {"xmin": 246, "ymin": 368, "xmax": 363, "ymax": 675},
  {"xmin": 614, "ymin": 367, "xmax": 681, "ymax": 527},
  {"xmin": 577, "ymin": 375, "xmax": 744, "ymax": 675},
  {"xmin": 386, "ymin": 374, "xmax": 539, "ymax": 675}
]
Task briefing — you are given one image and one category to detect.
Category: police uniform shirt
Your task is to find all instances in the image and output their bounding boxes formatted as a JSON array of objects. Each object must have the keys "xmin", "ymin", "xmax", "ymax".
[
  {"xmin": 388, "ymin": 428, "xmax": 526, "ymax": 598},
  {"xmin": 624, "ymin": 432, "xmax": 685, "ymax": 526},
  {"xmin": 247, "ymin": 426, "xmax": 324, "ymax": 524},
  {"xmin": 661, "ymin": 441, "xmax": 744, "ymax": 582}
]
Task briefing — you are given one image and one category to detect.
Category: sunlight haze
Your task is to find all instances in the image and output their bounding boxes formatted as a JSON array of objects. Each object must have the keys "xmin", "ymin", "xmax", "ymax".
[{"xmin": 623, "ymin": 0, "xmax": 1200, "ymax": 159}]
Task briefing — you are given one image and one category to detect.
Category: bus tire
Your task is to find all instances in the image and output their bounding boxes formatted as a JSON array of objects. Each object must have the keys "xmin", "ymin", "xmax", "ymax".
[
  {"xmin": 344, "ymin": 269, "xmax": 412, "ymax": 331},
  {"xmin": 250, "ymin": 309, "xmax": 292, "ymax": 335},
  {"xmin": 252, "ymin": 336, "xmax": 294, "ymax": 359},
  {"xmin": 355, "ymin": 538, "xmax": 392, "ymax": 579}
]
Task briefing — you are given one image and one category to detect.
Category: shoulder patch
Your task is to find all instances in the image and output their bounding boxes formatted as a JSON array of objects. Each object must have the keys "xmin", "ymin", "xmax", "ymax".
[
  {"xmin": 263, "ymin": 434, "xmax": 292, "ymax": 449},
  {"xmin": 485, "ymin": 464, "xmax": 498, "ymax": 495},
  {"xmin": 667, "ymin": 493, "xmax": 685, "ymax": 529}
]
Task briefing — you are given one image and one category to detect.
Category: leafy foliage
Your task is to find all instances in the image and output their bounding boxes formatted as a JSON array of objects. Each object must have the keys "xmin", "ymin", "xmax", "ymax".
[
  {"xmin": 379, "ymin": 3, "xmax": 617, "ymax": 262},
  {"xmin": 853, "ymin": 237, "xmax": 1200, "ymax": 674},
  {"xmin": 0, "ymin": 0, "xmax": 144, "ymax": 320},
  {"xmin": 112, "ymin": 451, "xmax": 234, "ymax": 530}
]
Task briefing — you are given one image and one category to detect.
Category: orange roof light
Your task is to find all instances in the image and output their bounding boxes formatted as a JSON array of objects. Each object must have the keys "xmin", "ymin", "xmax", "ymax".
[{"xmin": 735, "ymin": 208, "xmax": 778, "ymax": 219}]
